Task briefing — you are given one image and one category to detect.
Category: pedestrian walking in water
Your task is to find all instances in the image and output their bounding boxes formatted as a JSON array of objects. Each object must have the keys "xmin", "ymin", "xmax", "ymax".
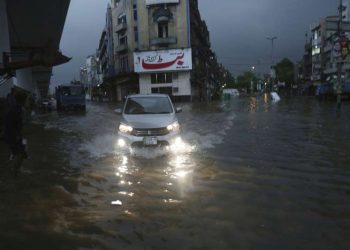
[{"xmin": 4, "ymin": 92, "xmax": 28, "ymax": 177}]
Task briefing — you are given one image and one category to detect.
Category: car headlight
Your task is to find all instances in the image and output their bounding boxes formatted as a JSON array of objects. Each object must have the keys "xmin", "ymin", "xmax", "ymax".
[
  {"xmin": 167, "ymin": 121, "xmax": 180, "ymax": 132},
  {"xmin": 119, "ymin": 123, "xmax": 133, "ymax": 134}
]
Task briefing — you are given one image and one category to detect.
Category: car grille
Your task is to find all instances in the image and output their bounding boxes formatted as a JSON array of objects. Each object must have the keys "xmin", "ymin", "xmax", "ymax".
[{"xmin": 131, "ymin": 127, "xmax": 169, "ymax": 137}]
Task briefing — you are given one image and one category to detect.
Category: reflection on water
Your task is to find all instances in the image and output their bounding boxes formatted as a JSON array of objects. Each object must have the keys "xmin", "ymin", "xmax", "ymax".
[
  {"xmin": 111, "ymin": 138, "xmax": 196, "ymax": 213},
  {"xmin": 264, "ymin": 93, "xmax": 270, "ymax": 112},
  {"xmin": 248, "ymin": 96, "xmax": 258, "ymax": 113},
  {"xmin": 1, "ymin": 99, "xmax": 350, "ymax": 249}
]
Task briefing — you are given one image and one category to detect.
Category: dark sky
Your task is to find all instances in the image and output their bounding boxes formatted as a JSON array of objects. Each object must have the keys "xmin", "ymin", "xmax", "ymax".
[{"xmin": 51, "ymin": 0, "xmax": 338, "ymax": 86}]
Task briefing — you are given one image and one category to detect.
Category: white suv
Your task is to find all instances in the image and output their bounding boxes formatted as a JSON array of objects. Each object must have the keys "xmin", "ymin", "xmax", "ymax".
[{"xmin": 116, "ymin": 94, "xmax": 182, "ymax": 149}]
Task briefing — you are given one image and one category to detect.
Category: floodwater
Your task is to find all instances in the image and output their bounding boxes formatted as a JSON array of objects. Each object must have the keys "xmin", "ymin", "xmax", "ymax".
[{"xmin": 0, "ymin": 95, "xmax": 350, "ymax": 250}]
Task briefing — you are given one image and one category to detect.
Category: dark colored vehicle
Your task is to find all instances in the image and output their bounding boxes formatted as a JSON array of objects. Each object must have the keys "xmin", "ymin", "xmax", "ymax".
[
  {"xmin": 344, "ymin": 82, "xmax": 350, "ymax": 93},
  {"xmin": 55, "ymin": 85, "xmax": 86, "ymax": 111},
  {"xmin": 37, "ymin": 98, "xmax": 53, "ymax": 112},
  {"xmin": 316, "ymin": 83, "xmax": 333, "ymax": 96}
]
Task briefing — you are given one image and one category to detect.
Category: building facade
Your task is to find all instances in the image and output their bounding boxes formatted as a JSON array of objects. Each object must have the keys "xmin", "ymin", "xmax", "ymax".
[
  {"xmin": 96, "ymin": 4, "xmax": 117, "ymax": 101},
  {"xmin": 109, "ymin": 0, "xmax": 192, "ymax": 101},
  {"xmin": 189, "ymin": 0, "xmax": 223, "ymax": 101},
  {"xmin": 310, "ymin": 1, "xmax": 350, "ymax": 84},
  {"xmin": 80, "ymin": 54, "xmax": 99, "ymax": 99},
  {"xmin": 96, "ymin": 0, "xmax": 226, "ymax": 102}
]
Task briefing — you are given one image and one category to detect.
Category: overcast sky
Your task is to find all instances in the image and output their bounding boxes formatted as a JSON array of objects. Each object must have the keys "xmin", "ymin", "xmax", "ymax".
[{"xmin": 52, "ymin": 0, "xmax": 338, "ymax": 85}]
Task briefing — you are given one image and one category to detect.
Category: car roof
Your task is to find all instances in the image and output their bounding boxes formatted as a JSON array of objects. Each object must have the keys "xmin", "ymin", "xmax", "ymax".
[{"xmin": 127, "ymin": 94, "xmax": 170, "ymax": 98}]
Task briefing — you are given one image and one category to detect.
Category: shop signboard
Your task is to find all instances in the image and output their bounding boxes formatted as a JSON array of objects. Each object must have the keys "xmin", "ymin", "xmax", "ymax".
[
  {"xmin": 134, "ymin": 48, "xmax": 192, "ymax": 73},
  {"xmin": 333, "ymin": 35, "xmax": 350, "ymax": 61}
]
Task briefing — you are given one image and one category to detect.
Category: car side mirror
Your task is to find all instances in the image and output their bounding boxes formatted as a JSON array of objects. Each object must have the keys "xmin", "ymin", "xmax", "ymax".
[
  {"xmin": 175, "ymin": 107, "xmax": 182, "ymax": 113},
  {"xmin": 115, "ymin": 108, "xmax": 122, "ymax": 115}
]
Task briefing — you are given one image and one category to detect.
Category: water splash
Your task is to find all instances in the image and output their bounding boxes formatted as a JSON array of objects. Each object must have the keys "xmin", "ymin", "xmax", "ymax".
[{"xmin": 79, "ymin": 134, "xmax": 118, "ymax": 159}]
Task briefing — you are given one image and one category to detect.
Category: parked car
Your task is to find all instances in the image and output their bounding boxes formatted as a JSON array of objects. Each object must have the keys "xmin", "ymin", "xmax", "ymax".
[
  {"xmin": 38, "ymin": 98, "xmax": 53, "ymax": 112},
  {"xmin": 115, "ymin": 94, "xmax": 182, "ymax": 149}
]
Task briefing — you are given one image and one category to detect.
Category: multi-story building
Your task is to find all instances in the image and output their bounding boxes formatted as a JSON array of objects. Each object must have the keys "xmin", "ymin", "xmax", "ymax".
[
  {"xmin": 303, "ymin": 40, "xmax": 313, "ymax": 82},
  {"xmin": 310, "ymin": 1, "xmax": 350, "ymax": 83},
  {"xmin": 110, "ymin": 0, "xmax": 140, "ymax": 101},
  {"xmin": 189, "ymin": 0, "xmax": 222, "ymax": 101},
  {"xmin": 96, "ymin": 0, "xmax": 226, "ymax": 102},
  {"xmin": 296, "ymin": 39, "xmax": 314, "ymax": 95},
  {"xmin": 96, "ymin": 4, "xmax": 116, "ymax": 101},
  {"xmin": 110, "ymin": 0, "xmax": 192, "ymax": 101}
]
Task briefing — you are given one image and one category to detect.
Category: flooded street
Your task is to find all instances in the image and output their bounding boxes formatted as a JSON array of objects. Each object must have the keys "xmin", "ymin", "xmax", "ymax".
[{"xmin": 1, "ymin": 96, "xmax": 350, "ymax": 250}]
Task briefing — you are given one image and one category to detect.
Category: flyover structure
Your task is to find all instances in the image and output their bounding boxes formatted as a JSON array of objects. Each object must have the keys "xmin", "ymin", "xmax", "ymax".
[{"xmin": 0, "ymin": 0, "xmax": 71, "ymax": 99}]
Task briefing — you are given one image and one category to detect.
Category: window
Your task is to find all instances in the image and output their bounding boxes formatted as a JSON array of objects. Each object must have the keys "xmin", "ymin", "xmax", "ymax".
[
  {"xmin": 120, "ymin": 56, "xmax": 129, "ymax": 72},
  {"xmin": 158, "ymin": 73, "xmax": 166, "ymax": 83},
  {"xmin": 151, "ymin": 87, "xmax": 173, "ymax": 96},
  {"xmin": 158, "ymin": 22, "xmax": 169, "ymax": 38},
  {"xmin": 151, "ymin": 73, "xmax": 173, "ymax": 84},
  {"xmin": 134, "ymin": 26, "xmax": 138, "ymax": 43},
  {"xmin": 133, "ymin": 4, "xmax": 138, "ymax": 21},
  {"xmin": 124, "ymin": 97, "xmax": 173, "ymax": 114},
  {"xmin": 118, "ymin": 14, "xmax": 126, "ymax": 25},
  {"xmin": 118, "ymin": 30, "xmax": 127, "ymax": 45}
]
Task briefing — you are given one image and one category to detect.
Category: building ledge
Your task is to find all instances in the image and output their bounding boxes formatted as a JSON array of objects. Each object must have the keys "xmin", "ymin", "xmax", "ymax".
[
  {"xmin": 146, "ymin": 0, "xmax": 179, "ymax": 6},
  {"xmin": 116, "ymin": 44, "xmax": 128, "ymax": 53},
  {"xmin": 115, "ymin": 23, "xmax": 127, "ymax": 33},
  {"xmin": 150, "ymin": 37, "xmax": 177, "ymax": 46}
]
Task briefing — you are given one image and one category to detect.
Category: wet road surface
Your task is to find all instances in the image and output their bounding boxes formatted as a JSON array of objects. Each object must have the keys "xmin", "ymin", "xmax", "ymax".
[{"xmin": 0, "ymin": 95, "xmax": 350, "ymax": 250}]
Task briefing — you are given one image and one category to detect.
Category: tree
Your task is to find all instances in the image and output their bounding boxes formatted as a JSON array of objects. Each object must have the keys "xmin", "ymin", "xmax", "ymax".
[
  {"xmin": 274, "ymin": 58, "xmax": 295, "ymax": 86},
  {"xmin": 236, "ymin": 71, "xmax": 257, "ymax": 92},
  {"xmin": 222, "ymin": 69, "xmax": 236, "ymax": 88}
]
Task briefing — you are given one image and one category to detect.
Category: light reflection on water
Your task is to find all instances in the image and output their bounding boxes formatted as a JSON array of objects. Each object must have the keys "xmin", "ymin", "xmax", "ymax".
[
  {"xmin": 2, "ymin": 99, "xmax": 350, "ymax": 249},
  {"xmin": 111, "ymin": 138, "xmax": 196, "ymax": 210}
]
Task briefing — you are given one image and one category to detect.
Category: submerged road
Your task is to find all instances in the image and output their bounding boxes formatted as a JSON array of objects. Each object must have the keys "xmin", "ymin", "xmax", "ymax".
[{"xmin": 0, "ymin": 95, "xmax": 350, "ymax": 250}]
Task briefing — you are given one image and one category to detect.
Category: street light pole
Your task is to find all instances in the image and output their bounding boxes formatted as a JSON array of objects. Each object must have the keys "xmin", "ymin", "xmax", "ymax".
[
  {"xmin": 267, "ymin": 36, "xmax": 277, "ymax": 92},
  {"xmin": 267, "ymin": 36, "xmax": 278, "ymax": 65}
]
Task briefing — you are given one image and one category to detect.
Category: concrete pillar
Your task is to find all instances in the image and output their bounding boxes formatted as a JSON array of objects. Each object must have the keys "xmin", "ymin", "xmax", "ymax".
[
  {"xmin": 0, "ymin": 0, "xmax": 10, "ymax": 65},
  {"xmin": 0, "ymin": 0, "xmax": 13, "ymax": 97},
  {"xmin": 14, "ymin": 68, "xmax": 33, "ymax": 92}
]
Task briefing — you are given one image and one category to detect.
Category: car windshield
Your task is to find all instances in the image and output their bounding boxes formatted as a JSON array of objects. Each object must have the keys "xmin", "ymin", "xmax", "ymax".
[
  {"xmin": 61, "ymin": 86, "xmax": 84, "ymax": 96},
  {"xmin": 124, "ymin": 97, "xmax": 173, "ymax": 115}
]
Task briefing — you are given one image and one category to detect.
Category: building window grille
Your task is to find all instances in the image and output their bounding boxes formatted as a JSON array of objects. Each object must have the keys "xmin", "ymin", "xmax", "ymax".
[
  {"xmin": 119, "ymin": 36, "xmax": 127, "ymax": 45},
  {"xmin": 158, "ymin": 22, "xmax": 169, "ymax": 38},
  {"xmin": 133, "ymin": 4, "xmax": 138, "ymax": 21},
  {"xmin": 118, "ymin": 14, "xmax": 127, "ymax": 25},
  {"xmin": 151, "ymin": 73, "xmax": 173, "ymax": 84},
  {"xmin": 151, "ymin": 87, "xmax": 173, "ymax": 95},
  {"xmin": 120, "ymin": 56, "xmax": 129, "ymax": 72}
]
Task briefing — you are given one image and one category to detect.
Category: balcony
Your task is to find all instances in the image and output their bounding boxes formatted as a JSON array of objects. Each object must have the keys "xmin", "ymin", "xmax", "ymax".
[
  {"xmin": 115, "ymin": 23, "xmax": 127, "ymax": 33},
  {"xmin": 150, "ymin": 37, "xmax": 177, "ymax": 46},
  {"xmin": 146, "ymin": 0, "xmax": 179, "ymax": 6},
  {"xmin": 116, "ymin": 44, "xmax": 128, "ymax": 53}
]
